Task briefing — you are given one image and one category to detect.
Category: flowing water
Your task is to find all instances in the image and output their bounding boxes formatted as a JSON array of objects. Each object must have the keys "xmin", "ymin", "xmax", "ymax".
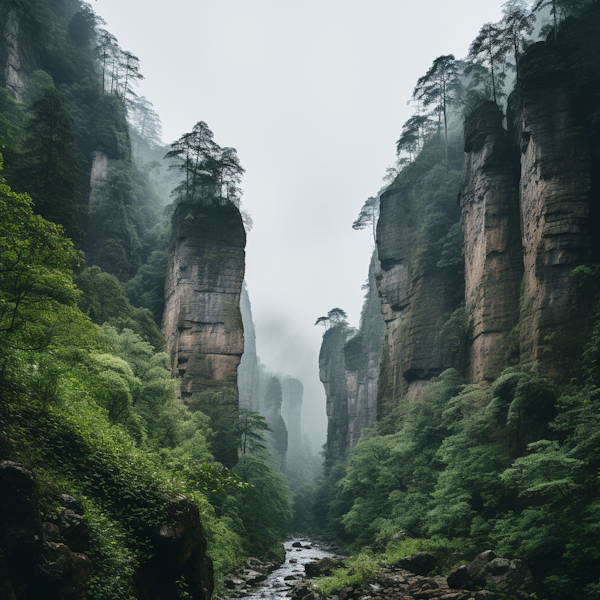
[{"xmin": 227, "ymin": 538, "xmax": 340, "ymax": 600}]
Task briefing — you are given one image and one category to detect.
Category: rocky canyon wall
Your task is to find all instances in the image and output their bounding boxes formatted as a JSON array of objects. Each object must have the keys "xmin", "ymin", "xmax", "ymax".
[
  {"xmin": 457, "ymin": 43, "xmax": 595, "ymax": 385},
  {"xmin": 509, "ymin": 44, "xmax": 593, "ymax": 375},
  {"xmin": 162, "ymin": 202, "xmax": 246, "ymax": 401},
  {"xmin": 459, "ymin": 101, "xmax": 523, "ymax": 384},
  {"xmin": 376, "ymin": 165, "xmax": 462, "ymax": 406}
]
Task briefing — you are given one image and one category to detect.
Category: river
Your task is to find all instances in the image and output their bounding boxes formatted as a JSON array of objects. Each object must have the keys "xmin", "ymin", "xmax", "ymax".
[{"xmin": 226, "ymin": 538, "xmax": 340, "ymax": 600}]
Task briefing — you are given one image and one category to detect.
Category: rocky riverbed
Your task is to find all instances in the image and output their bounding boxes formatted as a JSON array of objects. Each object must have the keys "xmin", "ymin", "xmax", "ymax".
[
  {"xmin": 222, "ymin": 542, "xmax": 540, "ymax": 600},
  {"xmin": 222, "ymin": 538, "xmax": 341, "ymax": 600}
]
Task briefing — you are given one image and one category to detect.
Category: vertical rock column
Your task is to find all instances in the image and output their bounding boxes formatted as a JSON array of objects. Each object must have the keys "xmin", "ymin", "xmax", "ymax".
[
  {"xmin": 512, "ymin": 46, "xmax": 592, "ymax": 374},
  {"xmin": 281, "ymin": 378, "xmax": 303, "ymax": 454},
  {"xmin": 264, "ymin": 377, "xmax": 288, "ymax": 468},
  {"xmin": 162, "ymin": 202, "xmax": 246, "ymax": 400},
  {"xmin": 238, "ymin": 283, "xmax": 260, "ymax": 410},
  {"xmin": 319, "ymin": 325, "xmax": 349, "ymax": 461},
  {"xmin": 459, "ymin": 101, "xmax": 523, "ymax": 384}
]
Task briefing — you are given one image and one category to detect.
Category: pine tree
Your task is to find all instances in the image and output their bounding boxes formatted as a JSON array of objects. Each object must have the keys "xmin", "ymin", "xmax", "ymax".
[
  {"xmin": 412, "ymin": 55, "xmax": 461, "ymax": 166},
  {"xmin": 17, "ymin": 88, "xmax": 82, "ymax": 245}
]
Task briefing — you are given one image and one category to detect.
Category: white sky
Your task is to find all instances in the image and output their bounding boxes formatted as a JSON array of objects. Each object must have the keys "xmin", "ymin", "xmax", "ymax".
[{"xmin": 95, "ymin": 0, "xmax": 504, "ymax": 448}]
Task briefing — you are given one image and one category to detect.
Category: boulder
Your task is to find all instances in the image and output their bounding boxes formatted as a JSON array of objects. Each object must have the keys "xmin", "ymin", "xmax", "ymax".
[
  {"xmin": 292, "ymin": 542, "xmax": 303, "ymax": 548},
  {"xmin": 477, "ymin": 558, "xmax": 538, "ymax": 596},
  {"xmin": 305, "ymin": 557, "xmax": 341, "ymax": 577},
  {"xmin": 446, "ymin": 565, "xmax": 476, "ymax": 591},
  {"xmin": 467, "ymin": 550, "xmax": 496, "ymax": 583},
  {"xmin": 245, "ymin": 557, "xmax": 264, "ymax": 569},
  {"xmin": 36, "ymin": 541, "xmax": 92, "ymax": 597},
  {"xmin": 136, "ymin": 497, "xmax": 214, "ymax": 600},
  {"xmin": 59, "ymin": 494, "xmax": 85, "ymax": 515},
  {"xmin": 42, "ymin": 522, "xmax": 62, "ymax": 543},
  {"xmin": 291, "ymin": 583, "xmax": 318, "ymax": 600},
  {"xmin": 243, "ymin": 569, "xmax": 267, "ymax": 586},
  {"xmin": 395, "ymin": 552, "xmax": 439, "ymax": 576},
  {"xmin": 338, "ymin": 585, "xmax": 355, "ymax": 600},
  {"xmin": 0, "ymin": 461, "xmax": 43, "ymax": 555},
  {"xmin": 58, "ymin": 509, "xmax": 90, "ymax": 553}
]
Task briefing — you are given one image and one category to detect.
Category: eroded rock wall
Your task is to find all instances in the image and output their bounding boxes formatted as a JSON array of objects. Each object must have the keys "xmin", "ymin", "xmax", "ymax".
[
  {"xmin": 510, "ymin": 45, "xmax": 592, "ymax": 375},
  {"xmin": 376, "ymin": 180, "xmax": 459, "ymax": 404},
  {"xmin": 162, "ymin": 202, "xmax": 246, "ymax": 401},
  {"xmin": 459, "ymin": 101, "xmax": 523, "ymax": 384}
]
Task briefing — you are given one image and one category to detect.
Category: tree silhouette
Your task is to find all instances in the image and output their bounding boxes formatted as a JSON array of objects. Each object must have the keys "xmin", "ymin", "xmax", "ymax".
[
  {"xmin": 16, "ymin": 88, "xmax": 82, "ymax": 245},
  {"xmin": 501, "ymin": 0, "xmax": 536, "ymax": 78},
  {"xmin": 413, "ymin": 55, "xmax": 461, "ymax": 165},
  {"xmin": 467, "ymin": 23, "xmax": 507, "ymax": 103},
  {"xmin": 353, "ymin": 195, "xmax": 380, "ymax": 244}
]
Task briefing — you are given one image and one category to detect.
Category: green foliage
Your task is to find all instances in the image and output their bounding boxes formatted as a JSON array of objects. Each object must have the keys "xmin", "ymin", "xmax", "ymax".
[
  {"xmin": 14, "ymin": 87, "xmax": 83, "ymax": 245},
  {"xmin": 317, "ymin": 357, "xmax": 600, "ymax": 599},
  {"xmin": 234, "ymin": 453, "xmax": 292, "ymax": 558},
  {"xmin": 316, "ymin": 552, "xmax": 380, "ymax": 595},
  {"xmin": 75, "ymin": 266, "xmax": 164, "ymax": 350},
  {"xmin": 0, "ymin": 164, "xmax": 93, "ymax": 359},
  {"xmin": 191, "ymin": 387, "xmax": 239, "ymax": 467}
]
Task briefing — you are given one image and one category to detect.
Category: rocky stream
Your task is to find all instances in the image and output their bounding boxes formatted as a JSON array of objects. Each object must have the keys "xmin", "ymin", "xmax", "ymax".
[{"xmin": 221, "ymin": 539, "xmax": 540, "ymax": 600}]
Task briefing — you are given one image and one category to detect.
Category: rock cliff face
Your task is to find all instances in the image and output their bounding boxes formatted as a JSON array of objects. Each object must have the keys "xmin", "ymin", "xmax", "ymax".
[
  {"xmin": 162, "ymin": 202, "xmax": 246, "ymax": 401},
  {"xmin": 0, "ymin": 461, "xmax": 214, "ymax": 600},
  {"xmin": 459, "ymin": 101, "xmax": 523, "ymax": 384},
  {"xmin": 509, "ymin": 44, "xmax": 593, "ymax": 375},
  {"xmin": 0, "ymin": 4, "xmax": 38, "ymax": 101},
  {"xmin": 456, "ymin": 44, "xmax": 595, "ymax": 385},
  {"xmin": 345, "ymin": 253, "xmax": 384, "ymax": 446},
  {"xmin": 376, "ymin": 177, "xmax": 460, "ymax": 403}
]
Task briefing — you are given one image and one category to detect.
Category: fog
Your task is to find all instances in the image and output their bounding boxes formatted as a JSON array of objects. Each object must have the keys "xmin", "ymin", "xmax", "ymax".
[{"xmin": 95, "ymin": 0, "xmax": 505, "ymax": 449}]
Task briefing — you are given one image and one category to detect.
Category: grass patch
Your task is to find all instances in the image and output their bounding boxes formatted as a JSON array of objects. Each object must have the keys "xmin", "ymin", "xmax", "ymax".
[{"xmin": 316, "ymin": 552, "xmax": 381, "ymax": 595}]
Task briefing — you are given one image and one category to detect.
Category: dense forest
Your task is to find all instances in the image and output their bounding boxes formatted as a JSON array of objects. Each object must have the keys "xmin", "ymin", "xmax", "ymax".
[{"xmin": 2, "ymin": 0, "xmax": 600, "ymax": 599}]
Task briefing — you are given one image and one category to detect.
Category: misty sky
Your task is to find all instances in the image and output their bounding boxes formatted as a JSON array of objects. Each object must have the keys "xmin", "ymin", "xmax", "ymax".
[{"xmin": 95, "ymin": 0, "xmax": 505, "ymax": 448}]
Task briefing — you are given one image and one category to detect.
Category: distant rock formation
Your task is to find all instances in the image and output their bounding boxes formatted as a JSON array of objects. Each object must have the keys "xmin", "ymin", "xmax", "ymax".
[
  {"xmin": 282, "ymin": 377, "xmax": 303, "ymax": 454},
  {"xmin": 376, "ymin": 175, "xmax": 461, "ymax": 402},
  {"xmin": 0, "ymin": 4, "xmax": 38, "ymax": 101},
  {"xmin": 238, "ymin": 283, "xmax": 260, "ymax": 410},
  {"xmin": 264, "ymin": 377, "xmax": 288, "ymax": 467},
  {"xmin": 318, "ymin": 251, "xmax": 384, "ymax": 461}
]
